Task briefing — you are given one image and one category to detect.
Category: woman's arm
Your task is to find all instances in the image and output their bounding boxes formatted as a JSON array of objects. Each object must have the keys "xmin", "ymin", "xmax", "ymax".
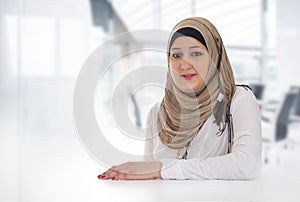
[
  {"xmin": 160, "ymin": 88, "xmax": 262, "ymax": 180},
  {"xmin": 98, "ymin": 89, "xmax": 261, "ymax": 180},
  {"xmin": 98, "ymin": 161, "xmax": 162, "ymax": 180}
]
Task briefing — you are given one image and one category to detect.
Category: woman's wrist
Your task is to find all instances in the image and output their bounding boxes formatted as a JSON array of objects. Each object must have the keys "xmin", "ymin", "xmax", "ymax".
[{"xmin": 155, "ymin": 161, "xmax": 163, "ymax": 179}]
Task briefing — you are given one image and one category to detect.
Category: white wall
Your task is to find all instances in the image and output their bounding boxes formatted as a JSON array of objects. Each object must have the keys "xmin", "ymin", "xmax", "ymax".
[
  {"xmin": 278, "ymin": 0, "xmax": 300, "ymax": 93},
  {"xmin": 0, "ymin": 0, "xmax": 105, "ymax": 201},
  {"xmin": 1, "ymin": 1, "xmax": 22, "ymax": 201}
]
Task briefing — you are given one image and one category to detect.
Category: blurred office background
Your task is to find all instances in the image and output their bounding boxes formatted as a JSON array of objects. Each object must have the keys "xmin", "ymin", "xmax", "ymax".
[{"xmin": 1, "ymin": 0, "xmax": 300, "ymax": 201}]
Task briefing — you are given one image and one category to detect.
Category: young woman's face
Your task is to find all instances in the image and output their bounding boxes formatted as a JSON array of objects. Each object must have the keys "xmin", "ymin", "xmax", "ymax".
[{"xmin": 169, "ymin": 36, "xmax": 210, "ymax": 93}]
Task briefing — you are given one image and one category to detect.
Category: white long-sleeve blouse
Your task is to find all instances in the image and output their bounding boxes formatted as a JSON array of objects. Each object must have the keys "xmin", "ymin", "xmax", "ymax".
[{"xmin": 144, "ymin": 86, "xmax": 262, "ymax": 180}]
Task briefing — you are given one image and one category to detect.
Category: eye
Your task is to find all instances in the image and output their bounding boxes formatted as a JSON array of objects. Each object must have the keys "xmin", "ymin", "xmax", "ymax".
[
  {"xmin": 191, "ymin": 52, "xmax": 202, "ymax": 56},
  {"xmin": 172, "ymin": 53, "xmax": 183, "ymax": 58}
]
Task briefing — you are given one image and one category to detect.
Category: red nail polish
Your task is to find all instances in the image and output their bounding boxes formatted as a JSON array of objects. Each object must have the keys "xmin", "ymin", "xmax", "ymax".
[
  {"xmin": 111, "ymin": 177, "xmax": 116, "ymax": 180},
  {"xmin": 97, "ymin": 175, "xmax": 105, "ymax": 179}
]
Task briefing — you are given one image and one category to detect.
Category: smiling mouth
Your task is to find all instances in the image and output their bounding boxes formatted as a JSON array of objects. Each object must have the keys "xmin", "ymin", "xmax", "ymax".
[{"xmin": 181, "ymin": 74, "xmax": 197, "ymax": 80}]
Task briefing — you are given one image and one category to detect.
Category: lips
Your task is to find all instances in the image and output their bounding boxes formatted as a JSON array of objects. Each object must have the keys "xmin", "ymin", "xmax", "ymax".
[{"xmin": 181, "ymin": 74, "xmax": 197, "ymax": 80}]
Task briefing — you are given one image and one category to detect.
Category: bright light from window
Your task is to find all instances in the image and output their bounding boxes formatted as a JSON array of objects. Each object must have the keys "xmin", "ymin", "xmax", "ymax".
[
  {"xmin": 59, "ymin": 18, "xmax": 84, "ymax": 76},
  {"xmin": 21, "ymin": 16, "xmax": 55, "ymax": 77}
]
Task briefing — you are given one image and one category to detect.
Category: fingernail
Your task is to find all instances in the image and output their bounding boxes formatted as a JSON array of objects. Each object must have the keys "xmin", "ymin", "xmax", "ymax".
[
  {"xmin": 97, "ymin": 175, "xmax": 105, "ymax": 179},
  {"xmin": 111, "ymin": 177, "xmax": 116, "ymax": 180}
]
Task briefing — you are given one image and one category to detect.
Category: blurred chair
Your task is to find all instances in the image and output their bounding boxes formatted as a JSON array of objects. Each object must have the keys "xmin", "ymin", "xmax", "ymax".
[
  {"xmin": 249, "ymin": 83, "xmax": 265, "ymax": 101},
  {"xmin": 262, "ymin": 86, "xmax": 299, "ymax": 164},
  {"xmin": 130, "ymin": 94, "xmax": 142, "ymax": 128},
  {"xmin": 287, "ymin": 87, "xmax": 300, "ymax": 148}
]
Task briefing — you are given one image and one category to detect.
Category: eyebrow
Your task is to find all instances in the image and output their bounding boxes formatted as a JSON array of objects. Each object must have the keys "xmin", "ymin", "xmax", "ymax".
[
  {"xmin": 189, "ymin": 46, "xmax": 202, "ymax": 49},
  {"xmin": 171, "ymin": 46, "xmax": 202, "ymax": 50}
]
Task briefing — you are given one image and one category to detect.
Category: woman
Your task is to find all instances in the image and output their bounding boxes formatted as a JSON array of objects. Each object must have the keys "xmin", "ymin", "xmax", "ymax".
[{"xmin": 98, "ymin": 17, "xmax": 261, "ymax": 180}]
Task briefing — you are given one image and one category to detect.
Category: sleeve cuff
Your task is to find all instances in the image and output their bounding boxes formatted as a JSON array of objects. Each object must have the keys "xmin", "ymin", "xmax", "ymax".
[{"xmin": 160, "ymin": 158, "xmax": 185, "ymax": 180}]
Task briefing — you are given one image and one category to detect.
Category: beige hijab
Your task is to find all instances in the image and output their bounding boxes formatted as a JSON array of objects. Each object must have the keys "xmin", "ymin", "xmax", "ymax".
[{"xmin": 157, "ymin": 17, "xmax": 236, "ymax": 149}]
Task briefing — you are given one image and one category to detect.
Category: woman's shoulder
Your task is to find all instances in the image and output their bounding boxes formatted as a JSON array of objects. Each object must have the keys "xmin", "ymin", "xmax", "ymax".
[
  {"xmin": 231, "ymin": 85, "xmax": 259, "ymax": 110},
  {"xmin": 233, "ymin": 85, "xmax": 256, "ymax": 100}
]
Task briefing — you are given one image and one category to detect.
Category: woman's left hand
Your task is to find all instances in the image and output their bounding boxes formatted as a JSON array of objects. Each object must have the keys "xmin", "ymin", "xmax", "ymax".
[{"xmin": 98, "ymin": 161, "xmax": 162, "ymax": 180}]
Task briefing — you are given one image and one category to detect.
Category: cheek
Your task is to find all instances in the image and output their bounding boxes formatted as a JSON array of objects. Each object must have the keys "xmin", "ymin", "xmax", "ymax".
[
  {"xmin": 194, "ymin": 66, "xmax": 208, "ymax": 77},
  {"xmin": 169, "ymin": 67, "xmax": 183, "ymax": 85},
  {"xmin": 193, "ymin": 61, "xmax": 209, "ymax": 78},
  {"xmin": 169, "ymin": 68, "xmax": 180, "ymax": 81},
  {"xmin": 169, "ymin": 60, "xmax": 180, "ymax": 72}
]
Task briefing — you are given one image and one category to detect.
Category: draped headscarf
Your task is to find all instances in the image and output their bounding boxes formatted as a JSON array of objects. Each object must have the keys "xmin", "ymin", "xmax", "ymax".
[{"xmin": 157, "ymin": 17, "xmax": 236, "ymax": 149}]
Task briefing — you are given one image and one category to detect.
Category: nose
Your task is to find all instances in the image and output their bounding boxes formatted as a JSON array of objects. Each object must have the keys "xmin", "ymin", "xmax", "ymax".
[{"xmin": 180, "ymin": 58, "xmax": 192, "ymax": 70}]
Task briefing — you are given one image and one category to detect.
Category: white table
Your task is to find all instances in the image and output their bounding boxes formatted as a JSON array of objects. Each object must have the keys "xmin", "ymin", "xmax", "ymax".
[{"xmin": 96, "ymin": 167, "xmax": 299, "ymax": 202}]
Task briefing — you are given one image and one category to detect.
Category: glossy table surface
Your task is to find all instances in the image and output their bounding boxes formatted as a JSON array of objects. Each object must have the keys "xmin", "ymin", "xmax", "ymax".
[{"xmin": 96, "ymin": 165, "xmax": 299, "ymax": 202}]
